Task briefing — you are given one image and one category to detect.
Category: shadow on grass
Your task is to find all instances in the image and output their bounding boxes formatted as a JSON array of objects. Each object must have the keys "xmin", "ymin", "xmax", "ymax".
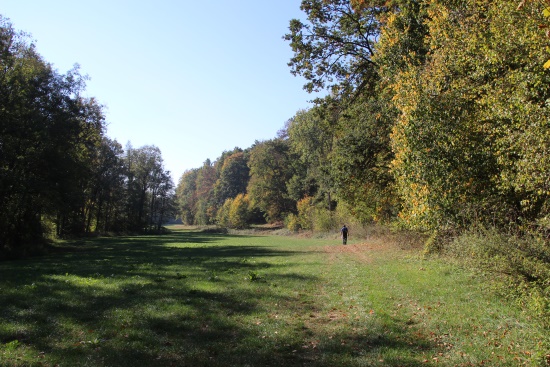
[{"xmin": 0, "ymin": 230, "xmax": 441, "ymax": 366}]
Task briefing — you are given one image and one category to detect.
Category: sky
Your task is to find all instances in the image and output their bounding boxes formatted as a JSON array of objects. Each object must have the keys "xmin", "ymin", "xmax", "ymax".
[{"xmin": 2, "ymin": 1, "xmax": 322, "ymax": 183}]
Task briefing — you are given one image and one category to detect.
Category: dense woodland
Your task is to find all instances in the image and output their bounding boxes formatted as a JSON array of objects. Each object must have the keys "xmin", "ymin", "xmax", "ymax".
[
  {"xmin": 0, "ymin": 16, "xmax": 176, "ymax": 258},
  {"xmin": 177, "ymin": 0, "xmax": 550, "ymax": 237},
  {"xmin": 2, "ymin": 0, "xmax": 550, "ymax": 259},
  {"xmin": 175, "ymin": 0, "xmax": 550, "ymax": 313}
]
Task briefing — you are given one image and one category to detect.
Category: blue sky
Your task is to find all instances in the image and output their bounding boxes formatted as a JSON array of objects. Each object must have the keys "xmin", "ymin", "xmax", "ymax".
[{"xmin": 3, "ymin": 1, "xmax": 321, "ymax": 182}]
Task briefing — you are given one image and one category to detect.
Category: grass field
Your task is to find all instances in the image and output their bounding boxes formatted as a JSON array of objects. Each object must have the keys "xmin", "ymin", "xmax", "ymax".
[{"xmin": 0, "ymin": 226, "xmax": 548, "ymax": 366}]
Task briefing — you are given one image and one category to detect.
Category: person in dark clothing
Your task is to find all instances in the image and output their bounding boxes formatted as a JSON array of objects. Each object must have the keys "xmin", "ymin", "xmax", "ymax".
[{"xmin": 340, "ymin": 225, "xmax": 349, "ymax": 245}]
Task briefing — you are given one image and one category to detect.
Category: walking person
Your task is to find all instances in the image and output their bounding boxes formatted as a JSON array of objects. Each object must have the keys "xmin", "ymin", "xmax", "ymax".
[{"xmin": 340, "ymin": 224, "xmax": 349, "ymax": 245}]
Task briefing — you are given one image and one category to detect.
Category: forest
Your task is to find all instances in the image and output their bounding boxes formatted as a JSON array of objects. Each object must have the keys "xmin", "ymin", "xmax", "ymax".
[
  {"xmin": 2, "ymin": 0, "xmax": 549, "ymax": 270},
  {"xmin": 174, "ymin": 0, "xmax": 550, "ymax": 313},
  {"xmin": 0, "ymin": 16, "xmax": 176, "ymax": 258},
  {"xmin": 177, "ymin": 0, "xmax": 549, "ymax": 236}
]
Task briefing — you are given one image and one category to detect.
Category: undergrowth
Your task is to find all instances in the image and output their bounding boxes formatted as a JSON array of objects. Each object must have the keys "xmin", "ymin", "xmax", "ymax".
[{"xmin": 443, "ymin": 227, "xmax": 550, "ymax": 326}]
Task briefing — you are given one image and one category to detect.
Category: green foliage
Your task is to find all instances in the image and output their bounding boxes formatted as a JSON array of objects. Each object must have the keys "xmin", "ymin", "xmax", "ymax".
[
  {"xmin": 284, "ymin": 203, "xmax": 335, "ymax": 233},
  {"xmin": 331, "ymin": 93, "xmax": 398, "ymax": 224},
  {"xmin": 284, "ymin": 0, "xmax": 380, "ymax": 96},
  {"xmin": 382, "ymin": 0, "xmax": 550, "ymax": 230},
  {"xmin": 176, "ymin": 149, "xmax": 251, "ymax": 227},
  {"xmin": 193, "ymin": 160, "xmax": 217, "ymax": 225},
  {"xmin": 312, "ymin": 207, "xmax": 337, "ymax": 232},
  {"xmin": 445, "ymin": 227, "xmax": 550, "ymax": 323},
  {"xmin": 213, "ymin": 150, "xmax": 249, "ymax": 206},
  {"xmin": 247, "ymin": 139, "xmax": 296, "ymax": 222},
  {"xmin": 0, "ymin": 17, "xmax": 102, "ymax": 253},
  {"xmin": 216, "ymin": 198, "xmax": 232, "ymax": 228},
  {"xmin": 0, "ymin": 17, "xmax": 176, "ymax": 256},
  {"xmin": 228, "ymin": 194, "xmax": 251, "ymax": 229},
  {"xmin": 89, "ymin": 137, "xmax": 127, "ymax": 233},
  {"xmin": 216, "ymin": 194, "xmax": 252, "ymax": 229},
  {"xmin": 176, "ymin": 169, "xmax": 199, "ymax": 225},
  {"xmin": 246, "ymin": 270, "xmax": 261, "ymax": 282},
  {"xmin": 284, "ymin": 213, "xmax": 301, "ymax": 232},
  {"xmin": 287, "ymin": 196, "xmax": 367, "ymax": 234},
  {"xmin": 333, "ymin": 200, "xmax": 369, "ymax": 234},
  {"xmin": 296, "ymin": 196, "xmax": 315, "ymax": 230},
  {"xmin": 286, "ymin": 103, "xmax": 337, "ymax": 210},
  {"xmin": 125, "ymin": 145, "xmax": 175, "ymax": 232}
]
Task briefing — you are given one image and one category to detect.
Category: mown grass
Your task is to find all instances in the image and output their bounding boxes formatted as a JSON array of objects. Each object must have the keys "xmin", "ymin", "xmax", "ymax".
[{"xmin": 0, "ymin": 227, "xmax": 548, "ymax": 366}]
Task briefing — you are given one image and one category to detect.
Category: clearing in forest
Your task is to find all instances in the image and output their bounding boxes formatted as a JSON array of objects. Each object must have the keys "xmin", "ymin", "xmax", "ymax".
[{"xmin": 0, "ymin": 228, "xmax": 548, "ymax": 366}]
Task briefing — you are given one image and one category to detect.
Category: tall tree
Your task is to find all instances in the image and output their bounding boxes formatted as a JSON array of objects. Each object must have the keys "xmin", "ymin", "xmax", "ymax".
[
  {"xmin": 213, "ymin": 149, "xmax": 249, "ymax": 206},
  {"xmin": 331, "ymin": 92, "xmax": 397, "ymax": 223},
  {"xmin": 247, "ymin": 139, "xmax": 296, "ymax": 222},
  {"xmin": 89, "ymin": 137, "xmax": 126, "ymax": 233},
  {"xmin": 125, "ymin": 145, "xmax": 167, "ymax": 231},
  {"xmin": 287, "ymin": 104, "xmax": 336, "ymax": 210},
  {"xmin": 0, "ymin": 16, "xmax": 107, "ymax": 253},
  {"xmin": 176, "ymin": 169, "xmax": 199, "ymax": 225},
  {"xmin": 384, "ymin": 0, "xmax": 550, "ymax": 229},
  {"xmin": 52, "ymin": 96, "xmax": 106, "ymax": 236},
  {"xmin": 284, "ymin": 0, "xmax": 381, "ymax": 97},
  {"xmin": 149, "ymin": 169, "xmax": 176, "ymax": 231},
  {"xmin": 194, "ymin": 159, "xmax": 218, "ymax": 225}
]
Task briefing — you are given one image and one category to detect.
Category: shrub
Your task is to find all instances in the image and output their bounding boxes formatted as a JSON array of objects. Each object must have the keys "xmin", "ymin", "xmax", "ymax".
[
  {"xmin": 296, "ymin": 196, "xmax": 315, "ymax": 230},
  {"xmin": 228, "ymin": 194, "xmax": 251, "ymax": 229},
  {"xmin": 216, "ymin": 198, "xmax": 233, "ymax": 228},
  {"xmin": 445, "ymin": 227, "xmax": 550, "ymax": 322},
  {"xmin": 284, "ymin": 213, "xmax": 301, "ymax": 232},
  {"xmin": 312, "ymin": 208, "xmax": 336, "ymax": 232}
]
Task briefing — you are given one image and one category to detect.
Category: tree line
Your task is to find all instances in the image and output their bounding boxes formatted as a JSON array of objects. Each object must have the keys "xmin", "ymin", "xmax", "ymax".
[
  {"xmin": 0, "ymin": 16, "xmax": 176, "ymax": 258},
  {"xmin": 3, "ymin": 0, "xmax": 549, "ymax": 255},
  {"xmin": 177, "ymin": 0, "xmax": 549, "ymax": 240}
]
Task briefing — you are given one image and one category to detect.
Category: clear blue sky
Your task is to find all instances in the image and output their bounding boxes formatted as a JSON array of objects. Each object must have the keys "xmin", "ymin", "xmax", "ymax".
[{"xmin": 3, "ymin": 1, "xmax": 321, "ymax": 183}]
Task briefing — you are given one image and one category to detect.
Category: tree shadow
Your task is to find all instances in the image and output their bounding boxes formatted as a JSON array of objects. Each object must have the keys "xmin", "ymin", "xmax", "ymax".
[{"xmin": 0, "ymin": 230, "xmax": 443, "ymax": 366}]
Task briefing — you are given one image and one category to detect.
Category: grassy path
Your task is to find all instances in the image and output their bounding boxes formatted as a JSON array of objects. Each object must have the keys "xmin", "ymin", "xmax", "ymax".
[{"xmin": 0, "ymin": 228, "xmax": 548, "ymax": 366}]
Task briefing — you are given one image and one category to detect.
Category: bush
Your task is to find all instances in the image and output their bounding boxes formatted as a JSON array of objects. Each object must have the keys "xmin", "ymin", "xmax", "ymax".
[
  {"xmin": 284, "ymin": 213, "xmax": 301, "ymax": 232},
  {"xmin": 216, "ymin": 198, "xmax": 233, "ymax": 228},
  {"xmin": 296, "ymin": 196, "xmax": 315, "ymax": 230},
  {"xmin": 312, "ymin": 208, "xmax": 336, "ymax": 232},
  {"xmin": 445, "ymin": 227, "xmax": 550, "ymax": 322},
  {"xmin": 228, "ymin": 194, "xmax": 251, "ymax": 229},
  {"xmin": 216, "ymin": 194, "xmax": 251, "ymax": 229}
]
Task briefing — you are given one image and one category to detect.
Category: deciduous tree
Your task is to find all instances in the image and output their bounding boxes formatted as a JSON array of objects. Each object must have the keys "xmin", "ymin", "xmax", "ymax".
[
  {"xmin": 284, "ymin": 0, "xmax": 381, "ymax": 97},
  {"xmin": 247, "ymin": 139, "xmax": 296, "ymax": 222}
]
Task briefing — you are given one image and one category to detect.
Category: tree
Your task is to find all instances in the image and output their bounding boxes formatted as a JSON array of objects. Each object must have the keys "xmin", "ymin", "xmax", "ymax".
[
  {"xmin": 284, "ymin": 1, "xmax": 406, "ymax": 225},
  {"xmin": 228, "ymin": 194, "xmax": 251, "ymax": 229},
  {"xmin": 53, "ymin": 96, "xmax": 106, "ymax": 236},
  {"xmin": 176, "ymin": 169, "xmax": 199, "ymax": 225},
  {"xmin": 247, "ymin": 139, "xmax": 297, "ymax": 222},
  {"xmin": 194, "ymin": 159, "xmax": 218, "ymax": 225},
  {"xmin": 0, "ymin": 16, "xmax": 107, "ymax": 254},
  {"xmin": 383, "ymin": 0, "xmax": 550, "ymax": 230},
  {"xmin": 284, "ymin": 0, "xmax": 381, "ymax": 97},
  {"xmin": 331, "ymin": 92, "xmax": 397, "ymax": 223},
  {"xmin": 125, "ymin": 145, "xmax": 168, "ymax": 231},
  {"xmin": 213, "ymin": 150, "xmax": 250, "ymax": 206},
  {"xmin": 89, "ymin": 137, "xmax": 126, "ymax": 233},
  {"xmin": 0, "ymin": 16, "xmax": 179, "ymax": 255},
  {"xmin": 287, "ymin": 104, "xmax": 336, "ymax": 210},
  {"xmin": 149, "ymin": 169, "xmax": 177, "ymax": 231}
]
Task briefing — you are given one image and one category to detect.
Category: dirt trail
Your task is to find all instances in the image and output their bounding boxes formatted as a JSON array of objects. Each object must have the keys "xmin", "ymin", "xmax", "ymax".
[{"xmin": 323, "ymin": 242, "xmax": 389, "ymax": 264}]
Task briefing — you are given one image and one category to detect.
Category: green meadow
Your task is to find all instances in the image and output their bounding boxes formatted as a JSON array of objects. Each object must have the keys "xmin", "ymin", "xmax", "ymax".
[{"xmin": 0, "ymin": 227, "xmax": 548, "ymax": 366}]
